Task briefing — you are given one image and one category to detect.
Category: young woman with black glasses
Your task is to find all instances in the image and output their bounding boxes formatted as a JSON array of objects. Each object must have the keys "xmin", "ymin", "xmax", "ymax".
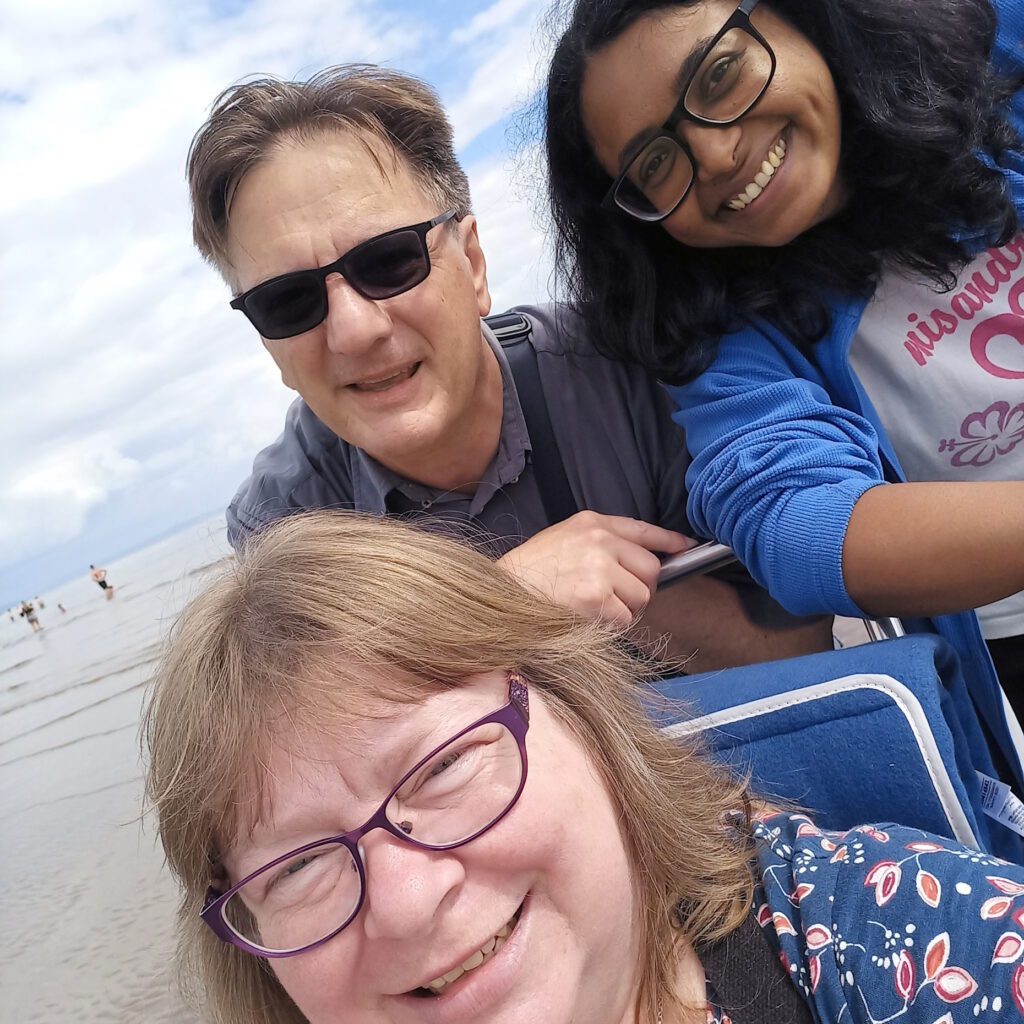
[{"xmin": 543, "ymin": 0, "xmax": 1024, "ymax": 708}]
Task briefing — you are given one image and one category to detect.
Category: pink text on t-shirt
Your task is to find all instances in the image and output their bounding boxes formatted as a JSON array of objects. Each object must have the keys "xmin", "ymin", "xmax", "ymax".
[{"xmin": 903, "ymin": 231, "xmax": 1024, "ymax": 380}]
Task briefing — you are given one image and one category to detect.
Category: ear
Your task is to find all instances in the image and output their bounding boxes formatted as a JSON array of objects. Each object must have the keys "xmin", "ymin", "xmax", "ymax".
[{"xmin": 457, "ymin": 215, "xmax": 492, "ymax": 317}]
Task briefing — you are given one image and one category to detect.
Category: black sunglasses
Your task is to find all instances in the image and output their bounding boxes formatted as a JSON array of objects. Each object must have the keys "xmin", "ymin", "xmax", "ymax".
[{"xmin": 230, "ymin": 209, "xmax": 457, "ymax": 340}]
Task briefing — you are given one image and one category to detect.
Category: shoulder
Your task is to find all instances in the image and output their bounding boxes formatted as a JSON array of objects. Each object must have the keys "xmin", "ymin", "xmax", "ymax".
[
  {"xmin": 677, "ymin": 300, "xmax": 862, "ymax": 393},
  {"xmin": 752, "ymin": 812, "xmax": 1024, "ymax": 1022},
  {"xmin": 239, "ymin": 398, "xmax": 341, "ymax": 497},
  {"xmin": 507, "ymin": 302, "xmax": 600, "ymax": 358},
  {"xmin": 507, "ymin": 303, "xmax": 693, "ymax": 460},
  {"xmin": 228, "ymin": 399, "xmax": 356, "ymax": 537},
  {"xmin": 507, "ymin": 300, "xmax": 831, "ymax": 384},
  {"xmin": 666, "ymin": 296, "xmax": 870, "ymax": 433},
  {"xmin": 509, "ymin": 302, "xmax": 672, "ymax": 398}
]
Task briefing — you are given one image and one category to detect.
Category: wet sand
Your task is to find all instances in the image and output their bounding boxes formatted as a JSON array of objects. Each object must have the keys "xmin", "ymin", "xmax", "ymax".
[
  {"xmin": 2, "ymin": 786, "xmax": 195, "ymax": 1023},
  {"xmin": 0, "ymin": 519, "xmax": 227, "ymax": 1023}
]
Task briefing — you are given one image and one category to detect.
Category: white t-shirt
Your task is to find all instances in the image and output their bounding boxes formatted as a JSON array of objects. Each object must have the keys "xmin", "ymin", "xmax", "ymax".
[{"xmin": 849, "ymin": 232, "xmax": 1024, "ymax": 639}]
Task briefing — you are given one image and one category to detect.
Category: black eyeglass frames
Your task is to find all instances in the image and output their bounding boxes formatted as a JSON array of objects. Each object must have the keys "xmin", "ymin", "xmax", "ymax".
[
  {"xmin": 229, "ymin": 209, "xmax": 458, "ymax": 340},
  {"xmin": 601, "ymin": 0, "xmax": 775, "ymax": 222}
]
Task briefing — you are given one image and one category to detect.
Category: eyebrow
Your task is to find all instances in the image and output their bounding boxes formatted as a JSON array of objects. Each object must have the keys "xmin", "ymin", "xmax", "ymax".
[
  {"xmin": 231, "ymin": 710, "xmax": 462, "ymax": 869},
  {"xmin": 616, "ymin": 32, "xmax": 716, "ymax": 170}
]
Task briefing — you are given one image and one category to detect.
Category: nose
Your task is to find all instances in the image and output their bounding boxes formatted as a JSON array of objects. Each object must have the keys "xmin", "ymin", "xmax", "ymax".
[
  {"xmin": 322, "ymin": 274, "xmax": 393, "ymax": 356},
  {"xmin": 678, "ymin": 121, "xmax": 742, "ymax": 181},
  {"xmin": 358, "ymin": 831, "xmax": 466, "ymax": 942}
]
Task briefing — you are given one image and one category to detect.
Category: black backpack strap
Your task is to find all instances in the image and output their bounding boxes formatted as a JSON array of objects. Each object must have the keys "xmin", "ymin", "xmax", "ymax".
[
  {"xmin": 485, "ymin": 311, "xmax": 579, "ymax": 524},
  {"xmin": 484, "ymin": 310, "xmax": 533, "ymax": 344}
]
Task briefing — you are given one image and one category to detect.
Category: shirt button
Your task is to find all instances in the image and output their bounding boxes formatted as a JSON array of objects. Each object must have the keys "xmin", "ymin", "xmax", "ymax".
[
  {"xmin": 510, "ymin": 476, "xmax": 519, "ymax": 483},
  {"xmin": 421, "ymin": 499, "xmax": 432, "ymax": 509}
]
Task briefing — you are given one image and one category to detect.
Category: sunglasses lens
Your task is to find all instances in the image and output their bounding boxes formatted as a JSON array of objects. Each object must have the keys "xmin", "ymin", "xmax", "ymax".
[
  {"xmin": 245, "ymin": 274, "xmax": 326, "ymax": 340},
  {"xmin": 235, "ymin": 221, "xmax": 439, "ymax": 338},
  {"xmin": 348, "ymin": 230, "xmax": 429, "ymax": 300}
]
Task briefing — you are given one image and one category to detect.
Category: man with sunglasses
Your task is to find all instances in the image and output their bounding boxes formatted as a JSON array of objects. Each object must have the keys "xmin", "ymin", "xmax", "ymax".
[{"xmin": 188, "ymin": 64, "xmax": 831, "ymax": 670}]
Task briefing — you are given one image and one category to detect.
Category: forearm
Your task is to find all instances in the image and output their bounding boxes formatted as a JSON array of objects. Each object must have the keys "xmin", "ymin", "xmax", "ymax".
[
  {"xmin": 843, "ymin": 481, "xmax": 1024, "ymax": 617},
  {"xmin": 636, "ymin": 575, "xmax": 834, "ymax": 673}
]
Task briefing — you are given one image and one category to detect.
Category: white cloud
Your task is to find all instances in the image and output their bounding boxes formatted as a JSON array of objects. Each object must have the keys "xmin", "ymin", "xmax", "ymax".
[
  {"xmin": 2, "ymin": 435, "xmax": 141, "ymax": 558},
  {"xmin": 468, "ymin": 145, "xmax": 554, "ymax": 311},
  {"xmin": 445, "ymin": 12, "xmax": 548, "ymax": 150},
  {"xmin": 450, "ymin": 0, "xmax": 539, "ymax": 44},
  {"xmin": 0, "ymin": 1, "xmax": 423, "ymax": 214}
]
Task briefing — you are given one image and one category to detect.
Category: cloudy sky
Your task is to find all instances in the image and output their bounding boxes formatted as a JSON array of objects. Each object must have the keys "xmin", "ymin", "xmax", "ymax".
[{"xmin": 0, "ymin": 0, "xmax": 561, "ymax": 607}]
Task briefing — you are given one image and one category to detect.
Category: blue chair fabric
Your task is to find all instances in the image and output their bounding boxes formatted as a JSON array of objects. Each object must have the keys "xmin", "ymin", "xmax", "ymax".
[{"xmin": 647, "ymin": 635, "xmax": 1024, "ymax": 864}]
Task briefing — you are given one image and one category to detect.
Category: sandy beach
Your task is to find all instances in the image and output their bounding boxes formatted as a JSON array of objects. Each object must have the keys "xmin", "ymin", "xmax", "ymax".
[{"xmin": 0, "ymin": 517, "xmax": 230, "ymax": 1023}]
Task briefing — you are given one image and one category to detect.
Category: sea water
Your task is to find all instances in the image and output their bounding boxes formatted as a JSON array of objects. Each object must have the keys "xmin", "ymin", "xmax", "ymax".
[{"xmin": 0, "ymin": 515, "xmax": 231, "ymax": 1023}]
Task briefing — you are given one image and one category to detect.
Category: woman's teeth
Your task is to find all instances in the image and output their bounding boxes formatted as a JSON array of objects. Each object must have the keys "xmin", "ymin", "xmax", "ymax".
[
  {"xmin": 726, "ymin": 138, "xmax": 787, "ymax": 211},
  {"xmin": 424, "ymin": 909, "xmax": 520, "ymax": 995}
]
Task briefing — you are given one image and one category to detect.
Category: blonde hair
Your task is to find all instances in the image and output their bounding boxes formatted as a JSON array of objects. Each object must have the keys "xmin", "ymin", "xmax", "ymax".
[
  {"xmin": 144, "ymin": 511, "xmax": 754, "ymax": 1024},
  {"xmin": 187, "ymin": 64, "xmax": 473, "ymax": 284}
]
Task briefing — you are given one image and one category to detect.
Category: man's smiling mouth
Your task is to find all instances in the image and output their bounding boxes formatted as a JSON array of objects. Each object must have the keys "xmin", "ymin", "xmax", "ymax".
[
  {"xmin": 725, "ymin": 136, "xmax": 787, "ymax": 211},
  {"xmin": 409, "ymin": 902, "xmax": 524, "ymax": 998},
  {"xmin": 350, "ymin": 362, "xmax": 421, "ymax": 392}
]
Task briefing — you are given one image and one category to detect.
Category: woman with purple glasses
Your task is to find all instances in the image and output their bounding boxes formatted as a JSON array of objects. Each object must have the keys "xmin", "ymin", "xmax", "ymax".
[
  {"xmin": 542, "ymin": 0, "xmax": 1024, "ymax": 716},
  {"xmin": 147, "ymin": 511, "xmax": 1024, "ymax": 1024}
]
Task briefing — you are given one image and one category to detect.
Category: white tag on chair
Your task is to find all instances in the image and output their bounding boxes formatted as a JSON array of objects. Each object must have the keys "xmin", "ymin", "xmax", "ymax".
[{"xmin": 977, "ymin": 771, "xmax": 1024, "ymax": 837}]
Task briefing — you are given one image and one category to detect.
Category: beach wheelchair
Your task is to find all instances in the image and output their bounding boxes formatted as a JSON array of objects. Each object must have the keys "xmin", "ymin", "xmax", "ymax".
[{"xmin": 653, "ymin": 546, "xmax": 1024, "ymax": 864}]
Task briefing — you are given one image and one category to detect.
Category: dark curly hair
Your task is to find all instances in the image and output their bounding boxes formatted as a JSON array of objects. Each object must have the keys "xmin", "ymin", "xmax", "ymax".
[{"xmin": 545, "ymin": 0, "xmax": 1024, "ymax": 383}]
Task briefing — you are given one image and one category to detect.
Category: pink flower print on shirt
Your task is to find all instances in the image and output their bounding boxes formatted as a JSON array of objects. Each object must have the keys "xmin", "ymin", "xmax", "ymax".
[{"xmin": 938, "ymin": 400, "xmax": 1024, "ymax": 467}]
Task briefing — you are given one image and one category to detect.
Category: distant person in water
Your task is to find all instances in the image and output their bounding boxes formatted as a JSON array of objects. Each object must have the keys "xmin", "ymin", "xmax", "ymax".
[
  {"xmin": 19, "ymin": 601, "xmax": 42, "ymax": 633},
  {"xmin": 89, "ymin": 565, "xmax": 115, "ymax": 600}
]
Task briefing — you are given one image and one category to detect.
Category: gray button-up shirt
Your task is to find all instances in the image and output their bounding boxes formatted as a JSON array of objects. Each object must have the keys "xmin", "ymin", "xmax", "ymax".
[{"xmin": 227, "ymin": 303, "xmax": 692, "ymax": 555}]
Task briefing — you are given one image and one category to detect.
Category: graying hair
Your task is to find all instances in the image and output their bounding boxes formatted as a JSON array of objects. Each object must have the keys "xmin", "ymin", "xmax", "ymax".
[{"xmin": 187, "ymin": 64, "xmax": 473, "ymax": 283}]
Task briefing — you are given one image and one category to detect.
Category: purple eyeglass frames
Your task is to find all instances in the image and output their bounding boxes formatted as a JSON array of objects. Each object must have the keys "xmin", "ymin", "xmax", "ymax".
[{"xmin": 200, "ymin": 672, "xmax": 530, "ymax": 957}]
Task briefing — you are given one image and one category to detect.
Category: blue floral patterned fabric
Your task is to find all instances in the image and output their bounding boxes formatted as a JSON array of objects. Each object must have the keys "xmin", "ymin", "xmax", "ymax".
[{"xmin": 747, "ymin": 812, "xmax": 1024, "ymax": 1023}]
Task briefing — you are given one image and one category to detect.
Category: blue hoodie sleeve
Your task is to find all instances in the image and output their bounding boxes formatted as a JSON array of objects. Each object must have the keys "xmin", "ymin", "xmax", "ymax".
[
  {"xmin": 664, "ymin": 326, "xmax": 886, "ymax": 617},
  {"xmin": 991, "ymin": 0, "xmax": 1024, "ymax": 110}
]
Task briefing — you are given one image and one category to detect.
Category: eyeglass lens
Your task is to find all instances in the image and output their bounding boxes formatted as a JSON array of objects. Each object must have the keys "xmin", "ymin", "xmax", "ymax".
[
  {"xmin": 241, "ymin": 273, "xmax": 328, "ymax": 340},
  {"xmin": 348, "ymin": 229, "xmax": 432, "ymax": 300},
  {"xmin": 217, "ymin": 719, "xmax": 524, "ymax": 954},
  {"xmin": 615, "ymin": 27, "xmax": 772, "ymax": 218},
  {"xmin": 240, "ymin": 227, "xmax": 431, "ymax": 340}
]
